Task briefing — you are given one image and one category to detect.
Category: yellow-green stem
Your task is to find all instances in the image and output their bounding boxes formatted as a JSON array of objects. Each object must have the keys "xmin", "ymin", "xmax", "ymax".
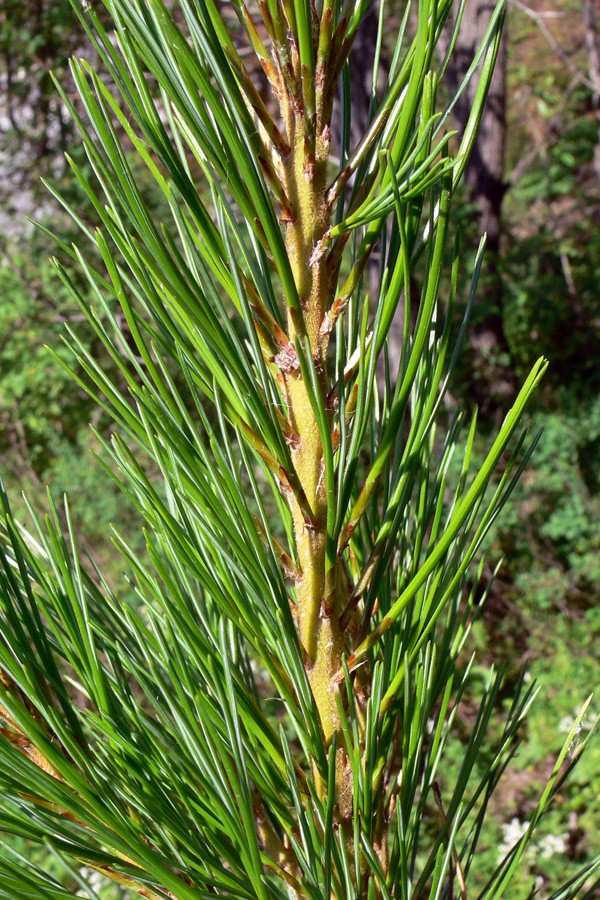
[{"xmin": 281, "ymin": 114, "xmax": 345, "ymax": 751}]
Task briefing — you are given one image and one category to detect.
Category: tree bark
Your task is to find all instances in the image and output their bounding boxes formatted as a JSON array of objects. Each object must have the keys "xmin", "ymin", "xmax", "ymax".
[{"xmin": 583, "ymin": 0, "xmax": 600, "ymax": 195}]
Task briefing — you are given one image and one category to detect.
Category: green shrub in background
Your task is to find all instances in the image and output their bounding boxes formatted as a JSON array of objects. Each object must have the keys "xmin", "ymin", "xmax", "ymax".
[
  {"xmin": 461, "ymin": 403, "xmax": 600, "ymax": 897},
  {"xmin": 0, "ymin": 1, "xmax": 597, "ymax": 898},
  {"xmin": 0, "ymin": 144, "xmax": 175, "ymax": 588}
]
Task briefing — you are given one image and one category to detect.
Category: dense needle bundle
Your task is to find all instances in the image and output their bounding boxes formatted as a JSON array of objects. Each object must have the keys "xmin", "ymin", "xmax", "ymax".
[{"xmin": 0, "ymin": 1, "xmax": 597, "ymax": 898}]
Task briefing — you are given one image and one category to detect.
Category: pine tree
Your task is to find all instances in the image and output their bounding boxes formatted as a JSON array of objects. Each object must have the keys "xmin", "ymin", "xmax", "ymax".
[{"xmin": 0, "ymin": 1, "xmax": 597, "ymax": 898}]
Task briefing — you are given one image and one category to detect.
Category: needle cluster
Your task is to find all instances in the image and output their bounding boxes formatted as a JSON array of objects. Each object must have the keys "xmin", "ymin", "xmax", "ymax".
[{"xmin": 0, "ymin": 1, "xmax": 597, "ymax": 899}]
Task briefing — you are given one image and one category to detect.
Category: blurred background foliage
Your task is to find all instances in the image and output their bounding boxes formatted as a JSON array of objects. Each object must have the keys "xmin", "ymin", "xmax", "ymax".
[{"xmin": 1, "ymin": 0, "xmax": 600, "ymax": 894}]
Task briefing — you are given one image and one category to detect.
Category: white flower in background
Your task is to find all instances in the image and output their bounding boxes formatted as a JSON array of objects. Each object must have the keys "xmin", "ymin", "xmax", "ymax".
[
  {"xmin": 581, "ymin": 711, "xmax": 597, "ymax": 732},
  {"xmin": 559, "ymin": 705, "xmax": 598, "ymax": 736},
  {"xmin": 558, "ymin": 704, "xmax": 599, "ymax": 758},
  {"xmin": 496, "ymin": 819, "xmax": 567, "ymax": 869},
  {"xmin": 76, "ymin": 866, "xmax": 105, "ymax": 897},
  {"xmin": 537, "ymin": 832, "xmax": 567, "ymax": 860},
  {"xmin": 496, "ymin": 818, "xmax": 530, "ymax": 865},
  {"xmin": 559, "ymin": 715, "xmax": 575, "ymax": 734}
]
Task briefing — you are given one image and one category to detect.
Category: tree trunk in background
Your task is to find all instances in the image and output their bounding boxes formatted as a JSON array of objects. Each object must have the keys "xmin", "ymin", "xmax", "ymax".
[
  {"xmin": 332, "ymin": 3, "xmax": 410, "ymax": 392},
  {"xmin": 444, "ymin": 0, "xmax": 514, "ymax": 412},
  {"xmin": 330, "ymin": 2, "xmax": 387, "ymax": 156},
  {"xmin": 583, "ymin": 0, "xmax": 600, "ymax": 195},
  {"xmin": 340, "ymin": 1, "xmax": 514, "ymax": 408}
]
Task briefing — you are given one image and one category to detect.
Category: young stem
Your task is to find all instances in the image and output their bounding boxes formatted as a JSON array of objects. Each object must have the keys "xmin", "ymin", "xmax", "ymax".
[{"xmin": 281, "ymin": 79, "xmax": 345, "ymax": 753}]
